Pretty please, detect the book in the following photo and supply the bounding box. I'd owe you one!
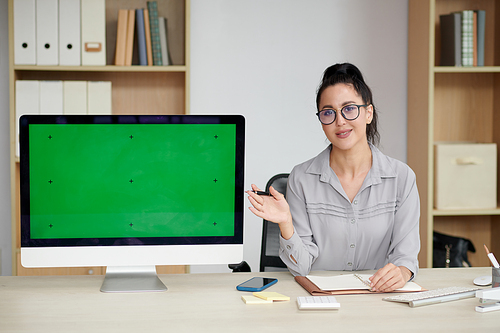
[114,9,129,66]
[473,11,477,66]
[125,9,136,66]
[461,10,474,67]
[158,17,172,65]
[295,274,424,296]
[135,9,147,66]
[143,9,153,66]
[147,1,163,65]
[439,13,461,66]
[476,10,485,66]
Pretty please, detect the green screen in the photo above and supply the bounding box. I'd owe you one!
[29,124,236,239]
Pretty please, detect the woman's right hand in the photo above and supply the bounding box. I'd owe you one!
[246,184,294,239]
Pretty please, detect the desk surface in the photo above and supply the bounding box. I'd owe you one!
[0,267,499,332]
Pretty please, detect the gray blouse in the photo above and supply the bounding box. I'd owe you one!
[279,144,420,277]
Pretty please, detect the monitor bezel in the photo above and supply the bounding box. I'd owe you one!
[20,114,245,249]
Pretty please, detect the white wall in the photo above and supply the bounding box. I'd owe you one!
[0,0,408,275]
[0,0,12,275]
[189,0,408,273]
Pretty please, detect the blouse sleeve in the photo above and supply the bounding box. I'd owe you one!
[387,167,421,279]
[278,167,319,276]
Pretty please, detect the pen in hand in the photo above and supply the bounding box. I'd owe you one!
[484,244,500,268]
[252,190,271,196]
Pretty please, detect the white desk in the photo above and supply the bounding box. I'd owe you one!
[0,267,499,332]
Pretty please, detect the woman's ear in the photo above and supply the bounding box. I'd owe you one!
[365,104,374,124]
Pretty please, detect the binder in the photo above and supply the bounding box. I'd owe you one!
[125,10,136,66]
[13,0,37,65]
[15,80,40,157]
[136,9,148,66]
[87,81,112,114]
[63,81,87,114]
[36,0,59,65]
[40,81,64,114]
[81,0,107,66]
[114,9,129,66]
[59,0,81,66]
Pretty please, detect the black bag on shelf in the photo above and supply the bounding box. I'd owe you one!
[433,231,476,268]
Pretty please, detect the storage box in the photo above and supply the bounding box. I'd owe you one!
[434,143,497,210]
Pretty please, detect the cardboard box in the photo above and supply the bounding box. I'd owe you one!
[434,143,497,210]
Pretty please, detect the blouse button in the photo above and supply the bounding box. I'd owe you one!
[347,262,353,266]
[286,245,291,250]
[350,244,355,248]
[353,200,358,205]
[350,218,355,224]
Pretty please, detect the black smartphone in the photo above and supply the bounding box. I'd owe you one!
[236,277,278,292]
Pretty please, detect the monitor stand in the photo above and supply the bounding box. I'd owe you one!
[100,266,167,293]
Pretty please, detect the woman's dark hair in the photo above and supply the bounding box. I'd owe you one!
[316,63,380,146]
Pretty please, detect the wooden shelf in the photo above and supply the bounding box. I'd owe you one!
[433,208,500,216]
[408,0,500,268]
[434,66,500,73]
[8,0,190,276]
[13,65,188,73]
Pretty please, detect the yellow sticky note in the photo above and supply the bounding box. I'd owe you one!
[242,295,273,304]
[253,292,290,301]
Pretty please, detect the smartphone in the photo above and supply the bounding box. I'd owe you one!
[236,277,278,292]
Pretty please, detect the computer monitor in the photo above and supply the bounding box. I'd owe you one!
[19,114,245,292]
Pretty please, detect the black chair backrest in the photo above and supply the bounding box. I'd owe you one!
[259,173,290,272]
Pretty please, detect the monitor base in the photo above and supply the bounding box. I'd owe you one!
[100,266,167,293]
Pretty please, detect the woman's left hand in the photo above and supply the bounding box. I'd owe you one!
[368,263,412,292]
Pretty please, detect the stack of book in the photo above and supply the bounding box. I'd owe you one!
[114,1,172,66]
[439,10,485,67]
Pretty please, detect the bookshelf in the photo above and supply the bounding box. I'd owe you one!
[408,0,500,268]
[8,0,190,275]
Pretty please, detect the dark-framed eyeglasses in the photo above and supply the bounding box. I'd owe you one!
[316,104,368,125]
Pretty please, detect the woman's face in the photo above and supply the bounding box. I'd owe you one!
[318,83,373,153]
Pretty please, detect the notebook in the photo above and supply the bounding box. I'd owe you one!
[295,273,424,296]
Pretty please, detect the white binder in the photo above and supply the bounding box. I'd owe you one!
[63,81,87,114]
[59,0,81,66]
[87,81,112,114]
[13,0,37,65]
[40,81,63,114]
[81,0,107,66]
[36,0,59,65]
[15,80,40,157]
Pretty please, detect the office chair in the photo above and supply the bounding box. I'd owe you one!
[259,173,289,272]
[228,173,290,273]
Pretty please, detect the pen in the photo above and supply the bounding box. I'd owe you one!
[252,190,271,196]
[484,244,500,268]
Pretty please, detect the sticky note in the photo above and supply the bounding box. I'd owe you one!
[253,292,290,301]
[241,295,273,304]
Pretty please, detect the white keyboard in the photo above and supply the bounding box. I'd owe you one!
[383,286,479,307]
[297,296,340,310]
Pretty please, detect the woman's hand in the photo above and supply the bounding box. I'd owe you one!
[369,263,412,292]
[246,184,294,239]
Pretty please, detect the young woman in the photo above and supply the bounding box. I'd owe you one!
[247,63,420,292]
